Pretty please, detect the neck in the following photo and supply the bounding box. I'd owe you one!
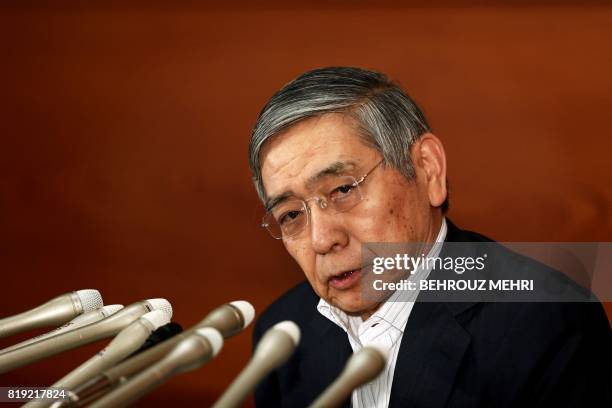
[361,309,377,321]
[427,211,444,242]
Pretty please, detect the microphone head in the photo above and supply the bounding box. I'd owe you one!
[341,345,388,387]
[196,301,255,338]
[363,343,390,363]
[229,301,255,329]
[100,304,124,317]
[210,321,298,408]
[145,298,173,319]
[272,321,300,346]
[76,290,103,312]
[141,310,171,330]
[308,343,388,408]
[160,328,224,376]
[252,320,301,366]
[196,327,223,357]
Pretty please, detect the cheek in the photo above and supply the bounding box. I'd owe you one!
[286,242,318,280]
[350,193,422,242]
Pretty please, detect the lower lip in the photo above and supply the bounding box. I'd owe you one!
[328,269,361,290]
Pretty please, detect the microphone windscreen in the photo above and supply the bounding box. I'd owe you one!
[196,327,223,357]
[229,301,255,329]
[145,299,173,319]
[99,305,123,318]
[140,310,170,331]
[75,290,103,312]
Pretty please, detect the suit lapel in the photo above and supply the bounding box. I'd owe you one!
[301,313,353,408]
[389,301,471,408]
[389,219,476,407]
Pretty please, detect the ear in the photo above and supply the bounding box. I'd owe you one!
[411,133,448,208]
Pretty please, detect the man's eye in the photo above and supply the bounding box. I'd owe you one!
[330,184,355,199]
[279,210,303,225]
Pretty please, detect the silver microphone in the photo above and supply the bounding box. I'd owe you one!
[212,320,301,408]
[23,310,171,408]
[0,290,103,339]
[0,299,171,374]
[88,327,223,408]
[60,300,255,407]
[0,305,123,355]
[308,345,389,408]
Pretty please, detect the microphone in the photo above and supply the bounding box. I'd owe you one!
[211,320,300,408]
[54,310,170,388]
[308,345,389,408]
[0,290,103,339]
[0,299,171,374]
[61,300,254,406]
[22,310,171,408]
[0,305,124,355]
[51,323,183,408]
[88,327,223,408]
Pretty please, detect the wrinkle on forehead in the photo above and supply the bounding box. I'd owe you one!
[260,113,378,203]
[263,141,323,180]
[261,113,355,168]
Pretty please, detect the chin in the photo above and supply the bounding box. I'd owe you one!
[332,295,377,316]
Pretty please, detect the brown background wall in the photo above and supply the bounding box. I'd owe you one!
[1,1,611,406]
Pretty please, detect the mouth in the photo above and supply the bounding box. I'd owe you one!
[328,269,362,290]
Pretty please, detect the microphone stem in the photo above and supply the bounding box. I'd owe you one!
[0,295,80,339]
[108,334,180,380]
[0,303,149,374]
[88,334,215,408]
[65,330,188,404]
[56,323,151,390]
[309,378,352,408]
[0,324,111,374]
[211,360,266,408]
[88,362,170,408]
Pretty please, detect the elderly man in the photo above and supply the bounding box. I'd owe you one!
[248,67,611,407]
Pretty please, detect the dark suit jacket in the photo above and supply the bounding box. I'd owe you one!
[253,220,612,407]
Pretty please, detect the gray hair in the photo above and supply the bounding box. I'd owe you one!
[249,66,446,210]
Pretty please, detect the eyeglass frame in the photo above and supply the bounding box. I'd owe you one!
[261,159,385,239]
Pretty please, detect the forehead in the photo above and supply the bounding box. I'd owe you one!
[260,113,378,197]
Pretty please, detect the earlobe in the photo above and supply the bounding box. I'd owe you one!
[415,133,448,208]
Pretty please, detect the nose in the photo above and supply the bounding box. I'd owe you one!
[307,202,348,254]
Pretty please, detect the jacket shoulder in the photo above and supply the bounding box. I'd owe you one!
[254,281,319,334]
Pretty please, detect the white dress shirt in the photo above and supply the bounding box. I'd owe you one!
[317,219,448,408]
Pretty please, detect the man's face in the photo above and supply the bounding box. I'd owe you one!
[260,113,443,316]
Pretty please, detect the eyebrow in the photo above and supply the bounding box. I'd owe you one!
[264,160,358,212]
[265,191,294,213]
[306,161,357,188]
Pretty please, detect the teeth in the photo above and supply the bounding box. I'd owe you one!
[330,270,358,282]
